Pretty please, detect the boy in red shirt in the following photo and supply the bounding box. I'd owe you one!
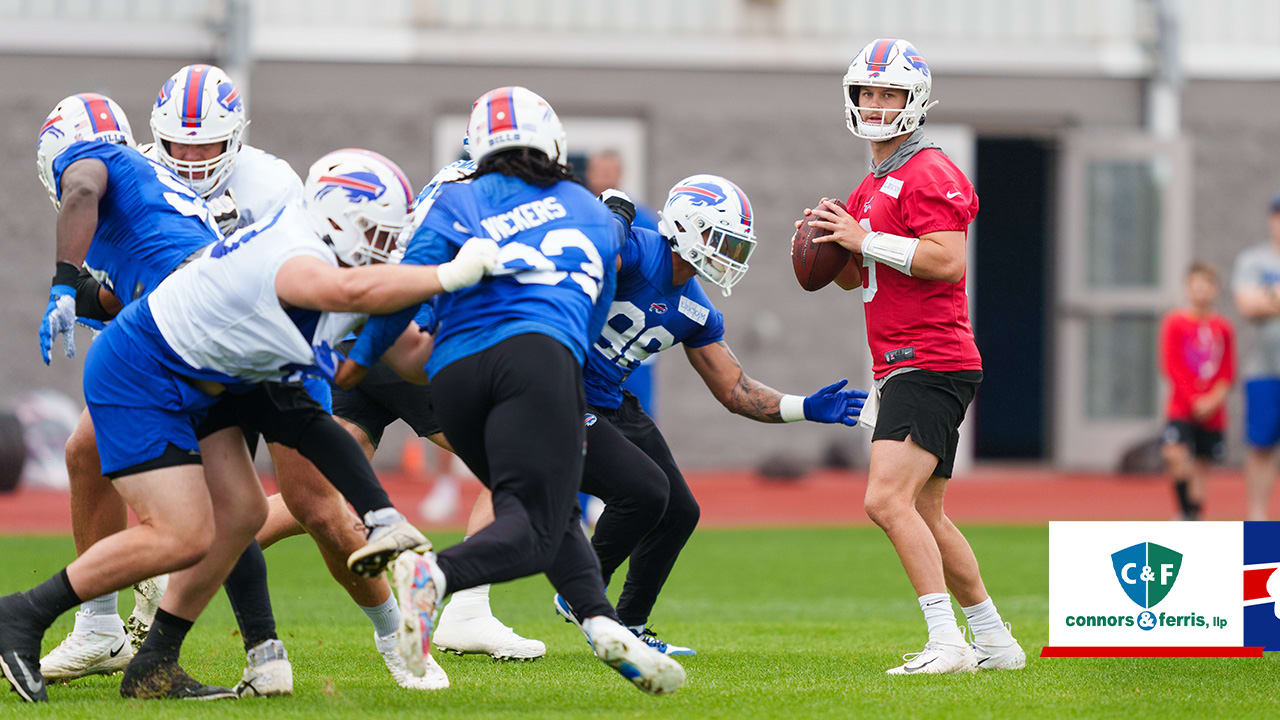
[1160,262,1235,520]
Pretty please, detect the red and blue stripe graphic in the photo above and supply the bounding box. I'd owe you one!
[77,93,120,134]
[182,64,210,128]
[335,148,413,205]
[865,38,896,72]
[486,86,517,135]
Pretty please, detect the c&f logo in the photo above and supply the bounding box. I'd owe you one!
[1112,542,1183,608]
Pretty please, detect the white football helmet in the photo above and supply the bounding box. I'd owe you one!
[150,64,246,197]
[843,38,938,141]
[304,148,414,266]
[465,86,566,164]
[658,174,756,297]
[36,93,134,208]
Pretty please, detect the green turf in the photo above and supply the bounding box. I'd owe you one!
[0,526,1273,718]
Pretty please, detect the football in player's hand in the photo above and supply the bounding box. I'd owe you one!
[792,201,852,291]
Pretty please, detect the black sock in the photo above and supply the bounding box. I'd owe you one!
[135,609,193,665]
[224,542,278,652]
[22,568,82,630]
[293,416,392,517]
[1173,478,1193,516]
[1185,501,1203,521]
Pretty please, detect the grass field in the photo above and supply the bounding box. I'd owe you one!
[1,526,1275,718]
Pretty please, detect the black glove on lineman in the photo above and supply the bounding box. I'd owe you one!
[599,188,636,229]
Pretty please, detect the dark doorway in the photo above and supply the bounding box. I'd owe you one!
[972,138,1053,459]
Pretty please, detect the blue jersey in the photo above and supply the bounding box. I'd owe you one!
[52,141,220,305]
[584,227,725,409]
[395,173,620,378]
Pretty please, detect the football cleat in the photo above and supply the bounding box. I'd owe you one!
[0,593,47,702]
[234,639,292,697]
[120,659,237,700]
[972,623,1027,671]
[433,610,546,661]
[349,515,432,578]
[886,640,978,675]
[581,616,685,695]
[40,611,133,680]
[389,550,446,677]
[374,632,449,690]
[552,593,593,646]
[632,627,695,657]
[124,575,168,651]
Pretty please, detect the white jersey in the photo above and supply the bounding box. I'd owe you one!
[148,202,364,384]
[141,142,302,233]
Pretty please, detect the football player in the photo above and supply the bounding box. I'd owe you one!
[344,87,685,695]
[551,174,867,655]
[799,38,1025,674]
[1,133,495,701]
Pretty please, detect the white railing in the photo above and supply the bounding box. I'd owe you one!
[2,0,1279,78]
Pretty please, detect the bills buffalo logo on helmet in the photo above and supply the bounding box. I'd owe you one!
[217,82,242,113]
[155,77,176,108]
[38,115,65,141]
[315,171,386,202]
[650,302,669,314]
[671,182,727,207]
[904,45,930,77]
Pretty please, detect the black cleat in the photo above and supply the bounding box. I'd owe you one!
[0,593,48,702]
[120,659,237,701]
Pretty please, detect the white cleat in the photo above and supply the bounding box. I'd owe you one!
[886,640,978,675]
[388,550,446,677]
[972,624,1027,671]
[582,616,685,695]
[433,610,546,661]
[39,612,132,680]
[234,639,293,697]
[124,575,168,651]
[350,514,432,578]
[375,632,449,690]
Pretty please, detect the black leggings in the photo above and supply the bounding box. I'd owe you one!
[582,392,699,627]
[431,334,614,620]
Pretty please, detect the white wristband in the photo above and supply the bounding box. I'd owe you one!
[862,232,920,276]
[779,394,806,423]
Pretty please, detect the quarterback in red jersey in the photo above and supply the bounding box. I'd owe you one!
[798,38,1024,675]
[1160,262,1235,520]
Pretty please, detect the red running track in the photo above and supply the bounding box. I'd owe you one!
[2,466,1277,534]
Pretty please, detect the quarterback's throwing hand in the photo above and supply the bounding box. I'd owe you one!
[802,378,869,426]
[808,199,868,255]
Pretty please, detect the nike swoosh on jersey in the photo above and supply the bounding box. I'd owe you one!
[946,191,962,199]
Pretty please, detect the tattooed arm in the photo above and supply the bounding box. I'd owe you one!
[684,340,787,423]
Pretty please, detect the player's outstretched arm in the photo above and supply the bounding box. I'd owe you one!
[685,341,867,425]
[55,158,109,267]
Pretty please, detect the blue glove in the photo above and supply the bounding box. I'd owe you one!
[802,378,868,426]
[39,285,78,365]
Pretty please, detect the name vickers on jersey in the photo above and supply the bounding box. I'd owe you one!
[480,197,567,240]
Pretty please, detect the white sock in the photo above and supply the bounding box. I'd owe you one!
[442,585,492,621]
[81,592,118,618]
[962,597,1011,643]
[362,595,401,638]
[918,593,965,645]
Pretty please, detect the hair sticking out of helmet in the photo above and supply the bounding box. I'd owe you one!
[465,86,567,165]
[657,174,757,297]
[151,64,247,197]
[36,93,135,209]
[303,149,413,267]
[843,38,938,141]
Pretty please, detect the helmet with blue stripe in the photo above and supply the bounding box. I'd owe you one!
[150,64,247,197]
[303,148,414,266]
[843,38,938,141]
[36,92,134,208]
[658,174,757,297]
[465,86,566,165]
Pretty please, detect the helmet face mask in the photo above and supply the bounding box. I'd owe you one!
[303,148,413,267]
[36,93,134,209]
[151,64,246,198]
[843,38,938,141]
[658,174,756,297]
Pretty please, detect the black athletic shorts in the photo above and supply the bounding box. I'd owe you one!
[196,381,329,449]
[1163,420,1225,461]
[871,369,982,479]
[105,442,202,480]
[329,340,440,448]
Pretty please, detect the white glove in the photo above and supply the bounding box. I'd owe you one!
[207,189,240,235]
[437,237,499,292]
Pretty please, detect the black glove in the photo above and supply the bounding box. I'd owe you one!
[599,188,636,229]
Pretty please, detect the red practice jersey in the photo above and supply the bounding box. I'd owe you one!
[1159,309,1235,430]
[847,148,982,379]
